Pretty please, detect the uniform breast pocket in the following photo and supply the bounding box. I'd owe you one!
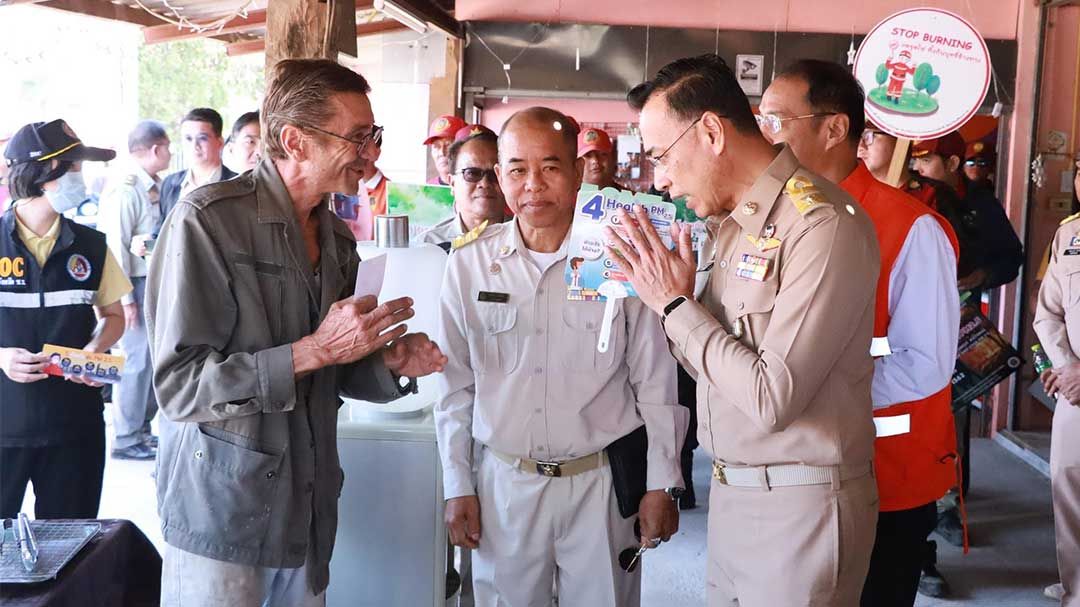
[477,303,519,374]
[721,278,778,344]
[1066,266,1080,308]
[561,301,622,371]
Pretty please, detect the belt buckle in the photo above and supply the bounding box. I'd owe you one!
[536,461,562,477]
[712,461,727,485]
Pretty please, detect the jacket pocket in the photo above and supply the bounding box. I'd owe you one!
[478,303,519,374]
[163,425,284,548]
[230,252,286,341]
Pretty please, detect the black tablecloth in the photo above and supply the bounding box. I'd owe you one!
[1,519,161,607]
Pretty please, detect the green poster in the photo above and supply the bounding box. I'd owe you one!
[387,183,455,232]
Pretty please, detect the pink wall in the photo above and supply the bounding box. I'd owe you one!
[479,98,638,132]
[457,0,1020,40]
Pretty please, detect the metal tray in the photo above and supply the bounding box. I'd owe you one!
[0,521,101,584]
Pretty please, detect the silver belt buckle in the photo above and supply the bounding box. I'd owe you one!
[536,461,562,477]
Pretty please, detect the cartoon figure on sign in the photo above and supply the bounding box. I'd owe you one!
[569,257,585,289]
[868,42,941,115]
[884,47,916,104]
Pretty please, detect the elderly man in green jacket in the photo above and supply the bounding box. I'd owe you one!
[146,59,447,606]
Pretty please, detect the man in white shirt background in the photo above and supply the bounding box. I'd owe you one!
[98,119,173,460]
[156,108,236,235]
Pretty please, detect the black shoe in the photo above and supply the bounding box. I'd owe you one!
[112,443,156,461]
[918,564,950,598]
[143,434,159,449]
[936,507,964,547]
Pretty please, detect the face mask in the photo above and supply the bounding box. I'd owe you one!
[44,170,87,213]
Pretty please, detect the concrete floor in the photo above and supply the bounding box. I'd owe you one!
[19,407,1060,606]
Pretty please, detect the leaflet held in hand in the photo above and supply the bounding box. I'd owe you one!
[42,344,125,384]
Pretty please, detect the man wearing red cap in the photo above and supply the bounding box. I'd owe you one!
[885,50,916,104]
[578,127,626,191]
[424,114,467,185]
[962,140,995,192]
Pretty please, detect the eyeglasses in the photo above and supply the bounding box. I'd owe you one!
[964,158,991,168]
[860,129,886,147]
[297,121,383,155]
[755,112,834,135]
[457,167,498,183]
[647,117,703,168]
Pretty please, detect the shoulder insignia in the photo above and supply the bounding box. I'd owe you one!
[1061,212,1080,226]
[785,175,829,216]
[451,219,489,251]
[123,174,137,187]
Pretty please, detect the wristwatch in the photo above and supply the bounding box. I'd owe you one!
[662,296,688,322]
[663,487,685,502]
[392,372,418,395]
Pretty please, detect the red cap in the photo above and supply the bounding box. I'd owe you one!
[911,131,966,160]
[577,127,614,158]
[453,123,495,143]
[423,115,467,145]
[964,140,994,161]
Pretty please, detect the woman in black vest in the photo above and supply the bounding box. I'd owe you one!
[0,120,130,519]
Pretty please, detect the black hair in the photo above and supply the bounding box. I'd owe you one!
[8,159,72,200]
[627,54,759,135]
[182,107,224,137]
[228,111,260,143]
[448,131,498,173]
[128,120,169,152]
[499,107,577,160]
[775,59,865,145]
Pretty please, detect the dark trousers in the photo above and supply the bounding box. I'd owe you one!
[0,430,106,519]
[860,501,939,607]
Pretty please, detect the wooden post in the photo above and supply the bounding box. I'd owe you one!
[265,0,357,75]
[886,137,912,187]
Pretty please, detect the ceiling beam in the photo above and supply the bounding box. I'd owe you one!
[228,19,405,57]
[35,0,160,26]
[142,8,266,44]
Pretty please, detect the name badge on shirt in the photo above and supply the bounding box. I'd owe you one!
[1065,249,1080,256]
[478,291,510,303]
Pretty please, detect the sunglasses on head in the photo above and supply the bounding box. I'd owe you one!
[458,167,498,183]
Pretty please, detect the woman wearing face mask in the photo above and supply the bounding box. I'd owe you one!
[0,119,132,520]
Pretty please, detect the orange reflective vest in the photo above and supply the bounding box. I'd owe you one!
[841,163,960,512]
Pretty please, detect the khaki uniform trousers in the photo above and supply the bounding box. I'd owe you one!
[472,450,639,607]
[706,471,878,607]
[1053,401,1080,607]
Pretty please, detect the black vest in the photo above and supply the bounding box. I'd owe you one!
[0,208,107,446]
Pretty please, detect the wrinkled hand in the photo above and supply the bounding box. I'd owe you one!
[604,206,696,314]
[1045,363,1080,405]
[123,303,140,331]
[305,295,414,367]
[637,490,679,549]
[382,333,447,379]
[957,269,988,292]
[0,348,49,383]
[445,495,482,549]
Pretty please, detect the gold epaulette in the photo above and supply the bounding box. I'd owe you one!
[450,219,489,251]
[785,175,829,216]
[1061,212,1080,226]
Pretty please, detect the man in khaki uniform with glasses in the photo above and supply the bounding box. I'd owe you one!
[608,54,880,606]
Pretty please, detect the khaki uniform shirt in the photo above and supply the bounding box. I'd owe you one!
[146,159,403,593]
[434,219,687,500]
[664,146,880,468]
[419,213,466,247]
[1035,215,1080,368]
[99,166,160,290]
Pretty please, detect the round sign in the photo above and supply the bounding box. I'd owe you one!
[854,8,991,139]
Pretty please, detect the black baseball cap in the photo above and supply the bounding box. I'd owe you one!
[3,119,116,167]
